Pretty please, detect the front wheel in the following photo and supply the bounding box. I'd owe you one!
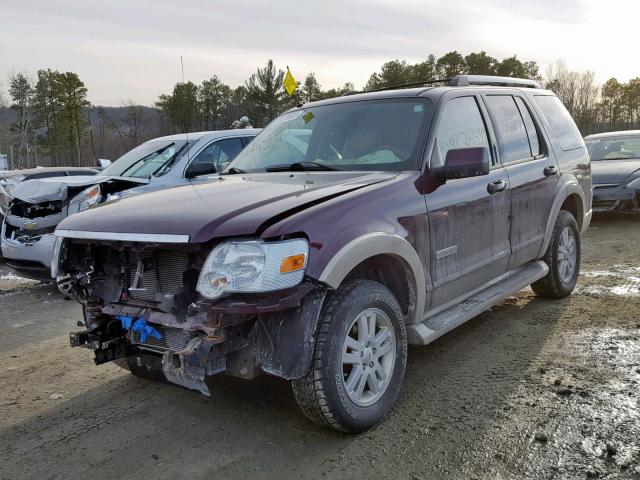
[292,280,407,433]
[531,210,581,298]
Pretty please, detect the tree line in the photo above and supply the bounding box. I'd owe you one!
[0,51,637,169]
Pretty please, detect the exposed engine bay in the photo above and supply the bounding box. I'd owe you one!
[56,238,325,395]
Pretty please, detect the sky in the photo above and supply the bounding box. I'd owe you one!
[1,0,639,106]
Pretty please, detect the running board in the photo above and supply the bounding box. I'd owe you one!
[407,260,549,345]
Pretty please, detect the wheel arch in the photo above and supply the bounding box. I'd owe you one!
[317,233,426,324]
[539,177,587,258]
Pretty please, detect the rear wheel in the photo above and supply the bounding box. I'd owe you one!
[531,210,581,298]
[292,280,407,433]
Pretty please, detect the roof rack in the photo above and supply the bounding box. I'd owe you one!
[448,75,541,88]
[341,75,541,97]
[343,78,450,95]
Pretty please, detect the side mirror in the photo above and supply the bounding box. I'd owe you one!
[98,159,112,169]
[442,147,490,180]
[186,162,216,178]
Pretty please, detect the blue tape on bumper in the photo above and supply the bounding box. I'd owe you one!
[116,315,135,330]
[132,319,162,342]
[115,315,161,342]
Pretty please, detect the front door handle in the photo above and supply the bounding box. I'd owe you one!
[544,165,558,177]
[487,180,507,194]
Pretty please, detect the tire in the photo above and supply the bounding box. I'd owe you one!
[292,280,407,433]
[531,210,581,298]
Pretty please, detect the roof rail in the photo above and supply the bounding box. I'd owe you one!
[344,78,451,96]
[448,75,541,89]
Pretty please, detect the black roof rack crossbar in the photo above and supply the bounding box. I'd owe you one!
[345,78,451,95]
[367,78,451,93]
[448,75,541,88]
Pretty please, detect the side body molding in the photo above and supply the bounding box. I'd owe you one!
[317,232,426,324]
[538,175,588,258]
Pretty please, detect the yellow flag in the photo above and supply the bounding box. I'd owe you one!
[283,67,298,96]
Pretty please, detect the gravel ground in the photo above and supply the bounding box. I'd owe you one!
[0,213,639,480]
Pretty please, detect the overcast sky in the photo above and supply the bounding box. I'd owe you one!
[1,0,638,106]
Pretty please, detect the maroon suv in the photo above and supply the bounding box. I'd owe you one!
[53,75,592,433]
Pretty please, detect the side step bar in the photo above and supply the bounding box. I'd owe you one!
[407,260,549,345]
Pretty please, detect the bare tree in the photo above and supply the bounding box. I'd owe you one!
[545,60,600,134]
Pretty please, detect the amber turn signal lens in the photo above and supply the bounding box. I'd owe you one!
[280,254,306,273]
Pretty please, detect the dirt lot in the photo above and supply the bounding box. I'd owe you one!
[1,213,639,480]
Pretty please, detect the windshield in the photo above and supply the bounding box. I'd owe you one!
[585,136,640,161]
[101,140,190,178]
[227,98,433,172]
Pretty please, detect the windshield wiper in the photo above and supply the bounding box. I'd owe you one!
[265,161,343,172]
[221,167,247,175]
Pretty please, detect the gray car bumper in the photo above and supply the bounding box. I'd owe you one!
[592,183,639,211]
[1,223,56,280]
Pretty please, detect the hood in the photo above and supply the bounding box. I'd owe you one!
[591,160,640,184]
[57,171,396,243]
[11,175,148,203]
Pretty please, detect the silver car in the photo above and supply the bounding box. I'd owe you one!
[584,130,640,211]
[1,129,260,279]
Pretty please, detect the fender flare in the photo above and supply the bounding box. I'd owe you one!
[538,177,587,257]
[317,232,426,324]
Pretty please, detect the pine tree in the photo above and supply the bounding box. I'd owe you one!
[245,60,285,126]
[8,73,35,168]
[302,73,322,103]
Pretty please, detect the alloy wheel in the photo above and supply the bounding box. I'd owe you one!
[341,307,396,407]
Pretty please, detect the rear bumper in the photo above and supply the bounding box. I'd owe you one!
[1,225,55,279]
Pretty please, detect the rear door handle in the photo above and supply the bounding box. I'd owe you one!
[544,165,558,177]
[487,180,507,194]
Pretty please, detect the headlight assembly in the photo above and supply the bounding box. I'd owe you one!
[68,185,101,214]
[627,177,640,190]
[196,239,309,299]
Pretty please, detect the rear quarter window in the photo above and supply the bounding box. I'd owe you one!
[534,95,583,151]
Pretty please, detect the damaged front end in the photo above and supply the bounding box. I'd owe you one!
[1,178,144,279]
[55,236,326,396]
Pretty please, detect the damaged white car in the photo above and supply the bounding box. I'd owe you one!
[1,129,259,279]
[0,167,98,222]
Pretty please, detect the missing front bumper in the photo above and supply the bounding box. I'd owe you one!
[71,284,327,394]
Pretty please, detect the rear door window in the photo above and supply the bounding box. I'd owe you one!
[484,95,531,163]
[27,172,65,180]
[514,97,541,156]
[433,96,490,165]
[534,95,583,150]
[66,170,98,176]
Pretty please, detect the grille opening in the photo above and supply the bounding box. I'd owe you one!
[129,323,200,352]
[10,200,64,218]
[127,249,193,301]
[4,223,56,242]
[593,200,617,209]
